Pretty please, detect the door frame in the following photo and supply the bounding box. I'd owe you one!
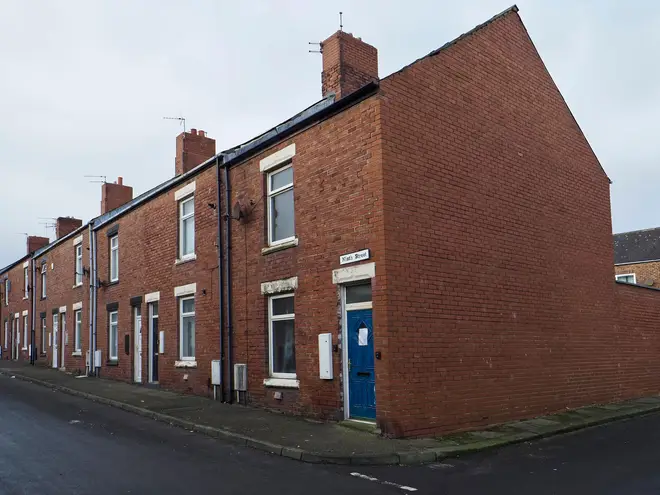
[60,312,66,370]
[341,286,374,421]
[133,306,142,383]
[148,302,158,383]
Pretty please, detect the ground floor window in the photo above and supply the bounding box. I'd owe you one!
[109,311,118,361]
[268,294,295,378]
[41,317,46,354]
[179,297,195,360]
[74,309,82,352]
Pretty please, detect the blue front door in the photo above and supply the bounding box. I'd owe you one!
[347,309,376,419]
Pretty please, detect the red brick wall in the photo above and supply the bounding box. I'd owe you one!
[612,284,660,398]
[615,262,660,287]
[94,170,221,396]
[226,97,384,418]
[34,230,89,374]
[1,259,32,361]
[376,10,618,436]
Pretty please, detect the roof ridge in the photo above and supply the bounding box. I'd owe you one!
[614,227,660,236]
[381,4,519,82]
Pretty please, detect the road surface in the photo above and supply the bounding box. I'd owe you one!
[2,374,660,494]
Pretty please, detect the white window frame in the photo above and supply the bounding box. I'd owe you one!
[616,273,637,284]
[109,235,119,282]
[4,279,8,306]
[268,293,296,379]
[22,315,28,350]
[41,317,46,354]
[4,320,7,350]
[109,311,118,361]
[178,196,195,260]
[41,264,47,298]
[74,309,82,353]
[267,163,295,247]
[179,296,195,361]
[75,244,83,286]
[24,266,28,299]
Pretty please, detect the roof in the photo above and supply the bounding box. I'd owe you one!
[0,253,30,277]
[613,228,660,265]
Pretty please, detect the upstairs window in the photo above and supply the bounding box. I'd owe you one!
[110,235,119,282]
[75,245,83,286]
[267,165,295,245]
[179,196,195,259]
[41,264,47,298]
[4,279,8,306]
[24,266,28,299]
[616,273,636,284]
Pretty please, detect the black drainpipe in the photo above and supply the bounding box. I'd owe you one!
[223,165,234,403]
[215,158,225,402]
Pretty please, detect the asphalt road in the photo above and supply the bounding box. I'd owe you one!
[3,374,660,494]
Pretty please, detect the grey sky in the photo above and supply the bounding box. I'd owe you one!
[0,0,656,267]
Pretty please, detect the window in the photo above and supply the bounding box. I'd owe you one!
[179,197,195,259]
[109,311,118,361]
[75,244,83,286]
[267,165,295,245]
[179,297,195,360]
[268,294,296,378]
[4,279,8,306]
[74,309,82,352]
[616,273,636,284]
[41,264,47,298]
[24,267,28,299]
[41,317,46,354]
[23,315,28,350]
[110,235,119,282]
[4,320,7,350]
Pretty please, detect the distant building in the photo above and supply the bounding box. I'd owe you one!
[614,228,660,286]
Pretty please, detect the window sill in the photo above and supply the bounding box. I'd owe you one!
[40,353,47,357]
[21,347,27,351]
[175,254,197,266]
[108,280,119,286]
[106,360,119,366]
[22,297,28,300]
[72,351,82,357]
[40,297,47,301]
[263,377,299,389]
[175,360,197,368]
[261,238,299,255]
[73,283,83,289]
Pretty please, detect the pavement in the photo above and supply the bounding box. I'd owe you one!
[2,360,660,467]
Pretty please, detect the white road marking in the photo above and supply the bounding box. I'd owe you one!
[350,472,418,492]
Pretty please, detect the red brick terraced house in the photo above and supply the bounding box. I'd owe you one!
[4,6,660,438]
[614,228,660,287]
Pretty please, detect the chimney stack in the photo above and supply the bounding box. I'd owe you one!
[175,129,216,176]
[55,217,82,239]
[27,235,49,254]
[321,31,378,99]
[101,176,133,214]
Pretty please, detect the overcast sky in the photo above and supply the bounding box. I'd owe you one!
[0,0,657,267]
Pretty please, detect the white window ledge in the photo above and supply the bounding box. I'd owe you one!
[261,238,299,255]
[22,297,28,300]
[175,254,197,266]
[73,283,83,289]
[72,351,82,357]
[175,360,197,368]
[263,378,299,389]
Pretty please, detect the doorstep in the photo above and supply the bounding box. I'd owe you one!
[1,361,660,466]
